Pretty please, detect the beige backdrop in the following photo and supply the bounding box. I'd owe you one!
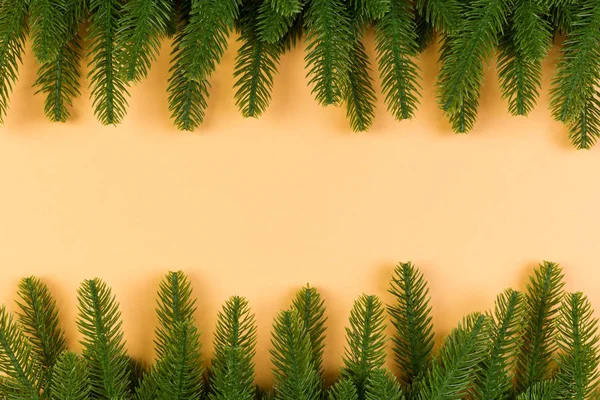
[0,35,598,384]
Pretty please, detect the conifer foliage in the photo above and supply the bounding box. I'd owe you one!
[0,0,600,147]
[0,262,599,399]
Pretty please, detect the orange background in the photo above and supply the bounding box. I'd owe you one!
[0,36,598,384]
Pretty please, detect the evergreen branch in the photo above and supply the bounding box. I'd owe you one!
[344,35,375,132]
[168,29,210,131]
[127,356,148,394]
[270,0,302,17]
[155,271,197,360]
[180,0,239,83]
[515,261,565,393]
[472,289,525,400]
[258,0,296,44]
[374,0,420,121]
[564,92,600,149]
[555,292,600,399]
[291,285,327,377]
[29,0,70,63]
[270,310,321,400]
[414,12,435,53]
[328,378,359,400]
[304,0,353,106]
[15,277,67,394]
[49,352,91,400]
[280,13,304,53]
[154,319,204,400]
[497,30,543,116]
[416,0,461,33]
[549,2,576,34]
[118,0,173,82]
[511,0,551,62]
[0,306,42,400]
[348,0,390,21]
[209,296,257,400]
[77,278,130,399]
[87,0,130,125]
[515,380,560,399]
[365,368,404,400]
[418,313,490,400]
[0,0,29,124]
[550,1,600,124]
[341,295,387,400]
[234,2,282,118]
[437,0,509,133]
[388,263,434,390]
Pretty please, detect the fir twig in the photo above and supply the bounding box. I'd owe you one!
[49,352,91,400]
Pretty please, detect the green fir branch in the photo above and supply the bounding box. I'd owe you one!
[87,0,130,125]
[365,368,404,400]
[270,310,321,400]
[209,296,257,400]
[15,277,67,395]
[388,263,435,391]
[328,378,359,400]
[341,295,387,400]
[0,306,42,400]
[515,261,565,393]
[472,289,525,400]
[234,1,282,118]
[118,0,174,82]
[29,0,70,63]
[564,92,600,149]
[0,0,29,123]
[304,0,353,106]
[515,380,560,400]
[291,285,327,377]
[77,278,130,399]
[374,0,421,121]
[555,292,600,399]
[258,0,297,44]
[49,352,91,400]
[437,0,509,133]
[344,35,376,132]
[154,319,204,400]
[418,313,490,400]
[270,0,303,17]
[416,0,461,33]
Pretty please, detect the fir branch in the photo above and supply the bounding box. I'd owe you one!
[34,35,83,123]
[155,271,197,360]
[418,313,490,400]
[167,32,210,131]
[348,0,390,21]
[118,0,173,82]
[280,13,304,53]
[127,356,148,394]
[291,285,327,377]
[304,0,353,106]
[511,0,551,63]
[341,295,387,400]
[365,368,404,400]
[437,0,509,133]
[515,261,565,393]
[374,0,420,121]
[49,352,91,400]
[472,289,525,400]
[414,12,435,53]
[0,0,29,124]
[388,263,434,390]
[564,92,600,149]
[416,0,461,33]
[257,0,297,43]
[555,292,600,399]
[344,36,376,132]
[0,306,42,400]
[180,0,239,83]
[270,310,321,400]
[234,2,282,118]
[328,378,359,400]
[550,1,600,127]
[270,0,302,17]
[549,2,576,34]
[29,0,70,63]
[515,380,560,400]
[15,277,67,394]
[77,278,130,399]
[209,296,257,400]
[154,319,204,400]
[497,30,543,116]
[87,0,130,125]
